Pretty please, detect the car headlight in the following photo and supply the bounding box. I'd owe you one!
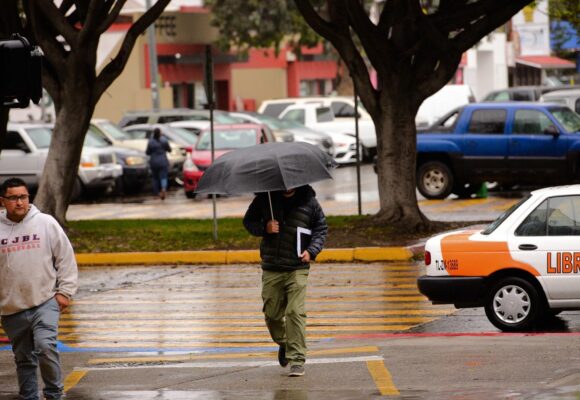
[124,156,146,166]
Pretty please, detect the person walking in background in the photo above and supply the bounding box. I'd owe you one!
[146,127,171,200]
[0,178,78,400]
[243,185,327,377]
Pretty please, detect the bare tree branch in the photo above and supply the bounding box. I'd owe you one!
[453,0,532,52]
[31,0,78,49]
[24,3,68,82]
[94,0,171,100]
[78,0,103,45]
[97,0,127,35]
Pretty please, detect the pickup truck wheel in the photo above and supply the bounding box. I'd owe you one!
[417,161,453,199]
[484,277,545,332]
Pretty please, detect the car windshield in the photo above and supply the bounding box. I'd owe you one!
[25,127,52,149]
[167,126,199,144]
[482,195,532,235]
[84,128,110,148]
[183,112,239,124]
[96,121,131,140]
[250,114,305,130]
[550,107,580,133]
[196,129,258,150]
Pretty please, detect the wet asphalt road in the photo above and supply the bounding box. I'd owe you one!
[2,263,580,399]
[66,164,522,222]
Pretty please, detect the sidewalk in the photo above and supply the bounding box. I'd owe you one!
[75,242,425,266]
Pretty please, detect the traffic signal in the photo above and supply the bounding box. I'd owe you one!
[0,34,42,108]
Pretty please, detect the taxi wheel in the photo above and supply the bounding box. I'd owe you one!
[484,277,545,332]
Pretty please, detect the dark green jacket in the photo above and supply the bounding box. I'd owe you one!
[243,186,327,271]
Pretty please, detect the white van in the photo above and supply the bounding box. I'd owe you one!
[416,84,475,129]
[540,89,580,114]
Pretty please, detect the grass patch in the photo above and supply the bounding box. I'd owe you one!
[67,215,486,253]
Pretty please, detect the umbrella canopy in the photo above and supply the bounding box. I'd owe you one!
[195,142,336,195]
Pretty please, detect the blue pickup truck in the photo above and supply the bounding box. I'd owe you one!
[416,102,580,199]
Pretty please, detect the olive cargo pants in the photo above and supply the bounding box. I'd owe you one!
[261,269,309,366]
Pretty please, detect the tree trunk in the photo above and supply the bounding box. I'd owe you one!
[374,96,430,232]
[34,84,93,226]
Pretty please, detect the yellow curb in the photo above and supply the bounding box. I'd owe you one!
[316,248,354,262]
[354,247,414,261]
[75,247,414,266]
[225,250,261,264]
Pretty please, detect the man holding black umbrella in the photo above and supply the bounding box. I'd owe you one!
[243,185,327,377]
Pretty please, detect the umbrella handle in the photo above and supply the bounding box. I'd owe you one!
[267,191,274,220]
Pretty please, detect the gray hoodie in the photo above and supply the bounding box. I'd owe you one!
[0,205,78,316]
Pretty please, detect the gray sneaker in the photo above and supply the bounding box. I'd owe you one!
[288,365,305,377]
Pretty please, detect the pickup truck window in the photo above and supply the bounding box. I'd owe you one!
[4,131,30,152]
[26,127,52,149]
[513,110,554,134]
[512,90,534,101]
[488,91,509,101]
[262,103,294,117]
[283,109,306,125]
[467,109,506,134]
[331,102,356,118]
[316,107,334,123]
[550,107,580,133]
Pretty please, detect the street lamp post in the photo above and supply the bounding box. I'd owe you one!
[145,0,160,111]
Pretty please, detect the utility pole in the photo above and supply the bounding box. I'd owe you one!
[145,0,160,111]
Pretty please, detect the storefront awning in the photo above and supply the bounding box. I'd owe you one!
[516,55,576,70]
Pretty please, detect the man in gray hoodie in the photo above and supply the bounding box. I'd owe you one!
[0,178,78,400]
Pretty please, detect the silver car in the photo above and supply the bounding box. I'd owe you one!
[0,122,122,199]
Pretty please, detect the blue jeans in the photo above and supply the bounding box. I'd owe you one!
[150,165,169,195]
[1,297,63,400]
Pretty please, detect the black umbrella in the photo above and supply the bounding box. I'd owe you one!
[195,142,336,218]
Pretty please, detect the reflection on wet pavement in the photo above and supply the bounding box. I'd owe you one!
[1,262,452,352]
[24,262,451,351]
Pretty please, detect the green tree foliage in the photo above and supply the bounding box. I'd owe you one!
[205,0,322,54]
[549,0,579,54]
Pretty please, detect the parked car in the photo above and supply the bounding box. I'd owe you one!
[482,85,580,103]
[123,123,200,149]
[90,118,135,147]
[85,126,149,194]
[0,122,122,199]
[118,108,240,128]
[540,89,580,114]
[118,125,186,184]
[229,112,294,143]
[278,104,364,163]
[415,84,475,129]
[415,102,580,199]
[276,102,376,160]
[258,96,372,121]
[418,184,580,331]
[183,124,272,198]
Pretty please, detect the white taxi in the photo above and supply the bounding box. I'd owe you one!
[418,185,580,332]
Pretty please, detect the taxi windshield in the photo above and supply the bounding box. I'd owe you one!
[482,194,531,235]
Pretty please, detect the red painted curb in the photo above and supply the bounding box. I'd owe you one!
[337,331,580,339]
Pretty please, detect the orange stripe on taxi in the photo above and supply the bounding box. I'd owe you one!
[441,231,539,277]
